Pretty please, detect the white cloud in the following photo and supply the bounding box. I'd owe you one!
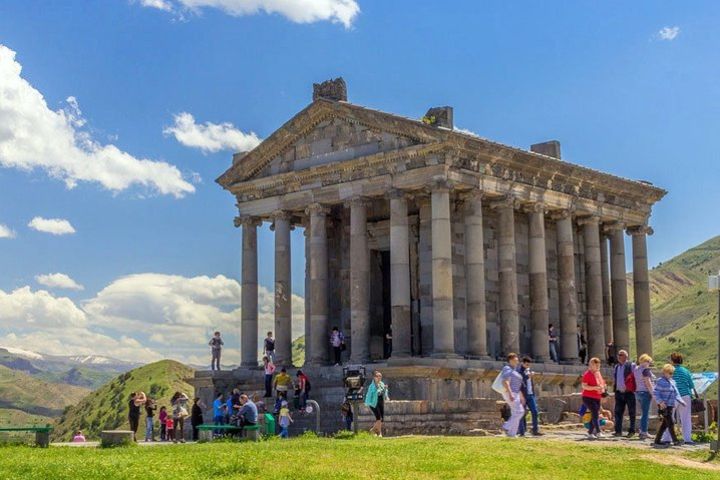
[0,286,87,328]
[0,224,15,239]
[35,273,84,291]
[0,44,195,198]
[139,0,360,28]
[28,217,76,235]
[657,26,680,41]
[164,112,262,153]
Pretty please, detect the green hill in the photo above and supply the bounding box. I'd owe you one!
[0,364,90,418]
[53,360,194,441]
[292,335,305,366]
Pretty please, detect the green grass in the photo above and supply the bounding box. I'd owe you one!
[0,436,718,480]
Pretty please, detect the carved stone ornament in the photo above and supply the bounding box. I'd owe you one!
[312,77,347,102]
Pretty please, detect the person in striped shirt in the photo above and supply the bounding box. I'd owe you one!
[661,352,696,445]
[653,364,686,446]
[500,353,525,437]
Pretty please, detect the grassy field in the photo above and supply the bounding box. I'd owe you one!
[0,435,719,480]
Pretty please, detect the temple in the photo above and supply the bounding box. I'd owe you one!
[215,78,666,369]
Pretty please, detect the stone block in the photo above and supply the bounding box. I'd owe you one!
[100,430,134,448]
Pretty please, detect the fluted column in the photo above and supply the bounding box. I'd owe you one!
[607,224,629,354]
[600,232,613,346]
[306,203,329,366]
[464,192,489,359]
[579,215,605,361]
[237,216,259,367]
[491,196,519,357]
[272,210,292,366]
[389,190,412,358]
[629,225,653,356]
[431,179,456,357]
[527,203,550,362]
[349,197,371,363]
[553,210,579,363]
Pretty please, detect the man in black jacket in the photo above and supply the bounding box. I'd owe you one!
[517,356,542,436]
[613,350,636,438]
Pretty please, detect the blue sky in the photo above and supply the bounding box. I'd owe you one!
[0,1,718,363]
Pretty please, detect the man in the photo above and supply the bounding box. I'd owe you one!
[613,349,636,437]
[208,331,224,371]
[517,356,542,436]
[263,331,276,364]
[296,370,311,411]
[548,324,559,363]
[235,394,258,431]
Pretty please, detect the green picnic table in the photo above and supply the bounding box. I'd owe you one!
[0,425,53,447]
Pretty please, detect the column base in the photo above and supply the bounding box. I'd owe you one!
[466,355,493,361]
[533,356,551,363]
[430,352,463,359]
[559,358,581,365]
[240,362,260,368]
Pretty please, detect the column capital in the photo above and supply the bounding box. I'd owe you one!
[429,176,454,193]
[603,221,626,234]
[548,208,574,221]
[521,202,547,215]
[270,210,291,221]
[457,189,486,203]
[576,214,600,226]
[488,195,519,211]
[627,225,653,236]
[345,196,372,209]
[305,203,330,217]
[234,216,261,228]
[386,188,413,201]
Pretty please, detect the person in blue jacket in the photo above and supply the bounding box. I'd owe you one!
[364,370,389,436]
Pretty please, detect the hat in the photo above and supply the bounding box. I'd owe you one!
[281,400,288,407]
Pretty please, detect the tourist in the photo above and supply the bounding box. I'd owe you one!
[279,400,293,438]
[612,349,636,438]
[263,331,276,364]
[263,356,276,398]
[273,368,292,413]
[296,370,311,411]
[581,357,606,439]
[171,391,190,443]
[158,406,168,441]
[144,396,157,442]
[72,430,86,443]
[578,333,588,364]
[128,391,146,442]
[662,352,695,445]
[330,326,345,366]
[517,356,541,436]
[634,353,655,440]
[235,394,258,431]
[191,397,204,441]
[225,390,234,424]
[500,353,525,438]
[653,363,685,446]
[341,401,353,431]
[548,324,559,363]
[364,370,389,436]
[165,416,175,441]
[212,392,225,435]
[384,330,393,359]
[252,393,265,414]
[209,331,224,371]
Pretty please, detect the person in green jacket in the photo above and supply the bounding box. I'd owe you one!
[661,352,696,444]
[364,370,389,436]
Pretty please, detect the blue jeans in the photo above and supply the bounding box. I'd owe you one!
[145,417,154,441]
[280,425,289,438]
[636,391,652,434]
[344,416,353,431]
[549,342,559,363]
[518,394,539,435]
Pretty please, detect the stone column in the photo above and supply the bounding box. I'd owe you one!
[272,210,292,366]
[464,192,489,359]
[430,179,456,357]
[306,203,329,366]
[349,197,370,363]
[237,216,259,367]
[600,232,613,346]
[527,203,550,362]
[607,224,629,354]
[579,215,605,361]
[629,225,653,356]
[553,210,579,363]
[491,197,519,357]
[389,191,412,358]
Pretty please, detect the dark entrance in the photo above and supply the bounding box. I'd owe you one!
[369,249,391,360]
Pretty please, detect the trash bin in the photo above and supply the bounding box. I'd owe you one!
[264,413,276,436]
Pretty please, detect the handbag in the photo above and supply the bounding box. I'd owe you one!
[491,371,506,395]
[691,388,705,414]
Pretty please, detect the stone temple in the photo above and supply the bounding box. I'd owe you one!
[191,78,666,434]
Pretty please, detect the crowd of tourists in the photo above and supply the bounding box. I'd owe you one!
[126,390,203,443]
[498,350,699,447]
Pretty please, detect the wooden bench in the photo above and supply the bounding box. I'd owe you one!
[0,425,53,448]
[196,424,260,442]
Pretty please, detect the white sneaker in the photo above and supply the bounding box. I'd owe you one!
[594,433,603,439]
[587,433,595,440]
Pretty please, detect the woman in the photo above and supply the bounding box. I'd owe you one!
[329,326,345,366]
[263,356,276,398]
[662,352,695,445]
[364,370,389,436]
[171,391,190,443]
[500,353,525,437]
[634,353,655,440]
[190,397,204,441]
[654,363,685,446]
[581,357,606,439]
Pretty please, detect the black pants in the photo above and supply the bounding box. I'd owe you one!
[655,407,678,444]
[370,395,384,421]
[582,397,601,435]
[128,415,139,435]
[174,417,185,441]
[264,374,273,397]
[211,349,221,371]
[333,346,342,365]
[614,391,636,434]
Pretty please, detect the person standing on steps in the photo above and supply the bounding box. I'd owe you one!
[209,331,224,371]
[517,356,542,437]
[330,326,345,366]
[263,331,276,364]
[263,356,276,398]
[364,370,389,436]
[548,324,559,363]
[612,349,637,438]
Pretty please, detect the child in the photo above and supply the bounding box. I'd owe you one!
[209,331,224,371]
[653,363,685,446]
[165,416,175,442]
[72,430,86,443]
[279,400,293,438]
[158,406,167,441]
[341,401,353,431]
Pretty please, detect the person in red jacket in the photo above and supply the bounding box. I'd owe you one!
[581,357,606,439]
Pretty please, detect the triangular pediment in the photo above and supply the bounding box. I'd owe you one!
[217,100,444,188]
